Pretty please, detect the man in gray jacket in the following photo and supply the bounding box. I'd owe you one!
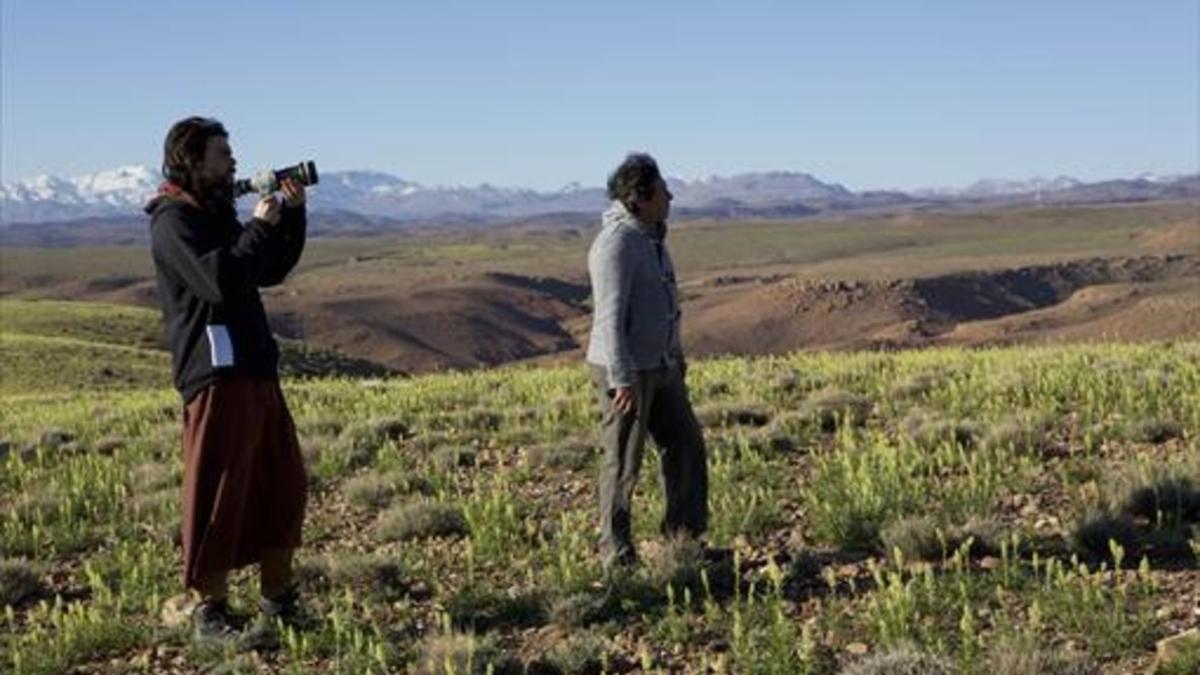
[587,153,708,571]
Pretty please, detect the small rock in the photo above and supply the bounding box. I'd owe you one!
[978,556,1001,571]
[408,580,432,600]
[39,428,74,450]
[1034,516,1059,530]
[846,642,869,656]
[160,594,194,628]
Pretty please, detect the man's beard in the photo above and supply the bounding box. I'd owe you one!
[194,174,235,215]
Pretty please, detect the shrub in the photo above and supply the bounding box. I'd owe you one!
[525,439,596,471]
[695,404,771,429]
[1072,509,1139,561]
[541,632,609,674]
[840,647,957,675]
[432,445,478,470]
[0,559,44,606]
[298,552,410,601]
[988,643,1100,675]
[445,586,547,632]
[805,388,872,432]
[376,501,469,542]
[414,632,515,675]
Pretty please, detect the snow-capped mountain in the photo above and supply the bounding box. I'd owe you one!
[1,165,1195,226]
[913,176,1084,198]
[960,176,1083,198]
[0,166,840,223]
[1,166,160,222]
[669,171,852,204]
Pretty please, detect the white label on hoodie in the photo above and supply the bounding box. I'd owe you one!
[206,325,234,368]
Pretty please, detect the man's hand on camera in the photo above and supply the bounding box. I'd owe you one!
[254,196,282,225]
[281,178,306,208]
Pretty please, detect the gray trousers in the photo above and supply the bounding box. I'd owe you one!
[590,364,708,564]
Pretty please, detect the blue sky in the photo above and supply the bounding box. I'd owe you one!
[2,1,1197,190]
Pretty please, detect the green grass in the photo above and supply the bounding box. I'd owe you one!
[0,332,170,395]
[0,299,391,396]
[0,299,171,394]
[0,298,164,349]
[0,341,1197,672]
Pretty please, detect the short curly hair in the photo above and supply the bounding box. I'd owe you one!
[607,153,662,209]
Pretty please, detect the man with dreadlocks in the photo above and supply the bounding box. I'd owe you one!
[146,116,308,649]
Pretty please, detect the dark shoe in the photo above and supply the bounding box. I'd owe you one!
[192,599,239,648]
[602,547,639,579]
[241,586,312,652]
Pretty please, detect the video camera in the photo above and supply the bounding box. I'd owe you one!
[234,161,319,197]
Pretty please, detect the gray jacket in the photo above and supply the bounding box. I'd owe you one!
[586,201,683,388]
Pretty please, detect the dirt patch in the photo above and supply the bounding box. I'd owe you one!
[680,255,1200,358]
[268,272,591,373]
[1131,219,1200,253]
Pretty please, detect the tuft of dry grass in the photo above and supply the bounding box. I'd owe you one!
[804,388,872,432]
[296,552,411,601]
[376,500,469,542]
[841,646,957,675]
[524,439,596,471]
[988,642,1100,675]
[413,632,514,675]
[695,403,771,429]
[0,559,44,606]
[880,516,1004,562]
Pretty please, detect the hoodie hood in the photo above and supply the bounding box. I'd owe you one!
[601,200,666,241]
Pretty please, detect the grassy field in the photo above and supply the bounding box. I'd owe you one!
[1,332,1198,672]
[0,300,392,395]
[0,299,171,395]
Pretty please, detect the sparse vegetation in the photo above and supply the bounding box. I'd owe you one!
[1,319,1197,672]
[413,630,511,675]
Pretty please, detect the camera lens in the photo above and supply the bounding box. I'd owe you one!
[274,161,319,188]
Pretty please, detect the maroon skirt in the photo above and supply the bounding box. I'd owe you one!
[180,376,307,589]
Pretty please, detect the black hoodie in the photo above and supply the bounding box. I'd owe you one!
[146,189,306,402]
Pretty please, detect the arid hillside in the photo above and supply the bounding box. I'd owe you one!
[2,200,1196,373]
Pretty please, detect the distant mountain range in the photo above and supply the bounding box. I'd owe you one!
[1,165,1196,229]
